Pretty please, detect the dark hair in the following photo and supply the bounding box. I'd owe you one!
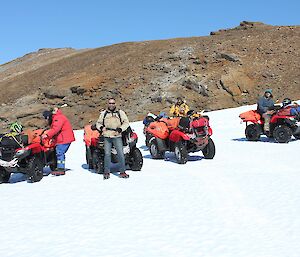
[42,110,53,125]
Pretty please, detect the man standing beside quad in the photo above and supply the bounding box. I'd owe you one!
[95,98,130,180]
[42,107,75,176]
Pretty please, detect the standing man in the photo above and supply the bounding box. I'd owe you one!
[96,98,130,180]
[257,89,275,133]
[42,107,75,176]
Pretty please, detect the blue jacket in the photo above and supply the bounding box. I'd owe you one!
[257,97,275,114]
[290,106,300,116]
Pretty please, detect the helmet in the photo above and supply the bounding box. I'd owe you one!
[282,98,291,106]
[10,122,23,133]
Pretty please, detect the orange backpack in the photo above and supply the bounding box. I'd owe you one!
[159,117,180,131]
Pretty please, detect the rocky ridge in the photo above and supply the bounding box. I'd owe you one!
[0,21,299,131]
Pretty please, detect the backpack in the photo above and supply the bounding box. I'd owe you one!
[102,110,132,145]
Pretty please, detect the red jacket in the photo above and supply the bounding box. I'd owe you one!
[46,109,75,144]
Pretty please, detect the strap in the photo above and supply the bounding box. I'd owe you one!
[0,132,24,148]
[103,110,123,128]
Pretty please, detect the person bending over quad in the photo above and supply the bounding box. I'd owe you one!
[281,98,300,118]
[42,108,75,176]
[290,102,300,118]
[257,89,275,133]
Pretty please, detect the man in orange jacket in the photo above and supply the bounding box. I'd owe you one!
[42,108,75,176]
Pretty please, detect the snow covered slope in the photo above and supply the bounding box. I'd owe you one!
[1,105,300,257]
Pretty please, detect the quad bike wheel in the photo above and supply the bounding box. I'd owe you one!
[92,152,104,174]
[86,146,93,169]
[49,152,57,171]
[293,133,300,140]
[145,132,153,148]
[149,139,165,159]
[0,167,11,184]
[174,141,188,164]
[129,147,143,171]
[202,138,216,159]
[245,124,261,141]
[27,156,44,183]
[273,125,292,143]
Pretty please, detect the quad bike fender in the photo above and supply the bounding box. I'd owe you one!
[84,125,100,146]
[169,129,190,142]
[270,115,295,124]
[20,143,43,155]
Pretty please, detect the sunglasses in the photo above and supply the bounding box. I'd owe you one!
[108,102,116,105]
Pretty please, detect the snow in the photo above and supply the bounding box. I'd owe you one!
[1,104,300,257]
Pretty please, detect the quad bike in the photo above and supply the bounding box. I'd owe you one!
[84,125,143,174]
[239,107,300,143]
[146,115,216,164]
[0,129,57,183]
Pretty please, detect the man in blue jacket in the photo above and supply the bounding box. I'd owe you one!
[257,89,275,133]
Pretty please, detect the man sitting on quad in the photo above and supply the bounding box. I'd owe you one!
[169,97,189,117]
[257,89,275,133]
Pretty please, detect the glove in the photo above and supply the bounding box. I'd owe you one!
[91,124,97,130]
[41,134,48,140]
[116,128,122,133]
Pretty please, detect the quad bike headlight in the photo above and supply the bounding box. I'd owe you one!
[15,149,30,159]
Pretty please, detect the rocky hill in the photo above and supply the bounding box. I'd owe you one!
[0,21,299,131]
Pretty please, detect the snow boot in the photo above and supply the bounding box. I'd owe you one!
[103,172,110,180]
[119,172,129,178]
[51,168,65,176]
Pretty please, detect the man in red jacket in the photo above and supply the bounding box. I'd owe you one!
[42,108,75,176]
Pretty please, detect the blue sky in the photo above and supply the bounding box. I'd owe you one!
[0,0,299,64]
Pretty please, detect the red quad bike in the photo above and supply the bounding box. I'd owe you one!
[239,108,300,143]
[147,116,216,164]
[84,125,143,174]
[0,130,57,183]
